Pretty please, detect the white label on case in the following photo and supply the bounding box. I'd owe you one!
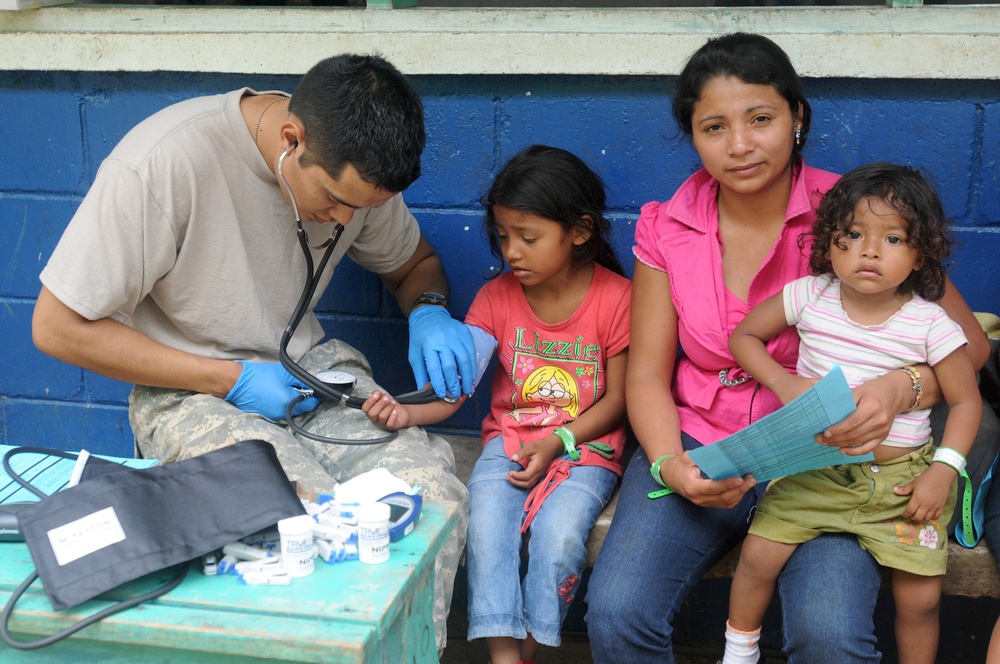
[47,507,126,566]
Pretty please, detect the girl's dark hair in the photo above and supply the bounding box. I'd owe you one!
[672,32,811,159]
[483,145,625,277]
[809,162,951,301]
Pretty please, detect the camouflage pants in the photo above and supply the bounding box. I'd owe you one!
[129,339,469,653]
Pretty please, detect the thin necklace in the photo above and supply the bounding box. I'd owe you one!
[253,96,288,145]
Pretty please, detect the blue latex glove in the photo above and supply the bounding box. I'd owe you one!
[408,306,477,399]
[224,361,320,421]
[465,324,498,394]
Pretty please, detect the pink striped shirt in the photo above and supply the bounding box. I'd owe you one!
[785,273,967,447]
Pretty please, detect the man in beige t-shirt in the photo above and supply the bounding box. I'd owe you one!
[32,54,471,652]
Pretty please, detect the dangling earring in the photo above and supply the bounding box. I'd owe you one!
[794,125,802,147]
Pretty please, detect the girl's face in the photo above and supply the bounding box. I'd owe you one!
[829,197,922,301]
[493,205,587,289]
[689,76,802,200]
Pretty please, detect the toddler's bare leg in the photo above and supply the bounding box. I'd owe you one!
[729,534,799,630]
[892,569,941,664]
[723,535,799,664]
[520,634,539,662]
[987,616,1000,664]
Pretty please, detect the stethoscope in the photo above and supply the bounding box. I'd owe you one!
[274,141,439,445]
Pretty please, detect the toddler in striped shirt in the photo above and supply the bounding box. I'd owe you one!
[724,163,982,664]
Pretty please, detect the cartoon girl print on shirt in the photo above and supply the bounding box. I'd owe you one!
[508,365,581,431]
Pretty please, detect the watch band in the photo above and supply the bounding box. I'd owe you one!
[412,291,448,309]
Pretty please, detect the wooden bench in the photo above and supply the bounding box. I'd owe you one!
[443,433,1000,599]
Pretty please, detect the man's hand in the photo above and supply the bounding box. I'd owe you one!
[407,306,476,399]
[224,361,319,421]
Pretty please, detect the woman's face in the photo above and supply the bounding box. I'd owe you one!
[689,76,802,201]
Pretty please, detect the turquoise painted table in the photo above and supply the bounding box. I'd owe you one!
[0,501,458,663]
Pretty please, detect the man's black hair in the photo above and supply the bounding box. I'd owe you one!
[290,53,425,193]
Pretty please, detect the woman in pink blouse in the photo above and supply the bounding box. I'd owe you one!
[585,32,989,664]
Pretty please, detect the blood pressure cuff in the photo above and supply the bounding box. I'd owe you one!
[16,439,305,611]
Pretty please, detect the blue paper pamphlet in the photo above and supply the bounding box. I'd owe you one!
[688,365,873,482]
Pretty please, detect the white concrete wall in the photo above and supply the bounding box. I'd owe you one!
[2,6,999,79]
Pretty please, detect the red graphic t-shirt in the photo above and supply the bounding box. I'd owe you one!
[464,264,631,476]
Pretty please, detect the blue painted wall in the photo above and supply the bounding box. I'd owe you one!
[1,71,999,457]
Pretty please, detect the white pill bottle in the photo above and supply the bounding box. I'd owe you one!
[278,514,315,577]
[357,502,391,564]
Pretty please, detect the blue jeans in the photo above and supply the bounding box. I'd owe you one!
[466,435,617,647]
[585,434,883,664]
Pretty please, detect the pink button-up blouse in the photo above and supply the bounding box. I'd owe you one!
[633,164,840,445]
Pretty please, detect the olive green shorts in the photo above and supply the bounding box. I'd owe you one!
[749,442,955,576]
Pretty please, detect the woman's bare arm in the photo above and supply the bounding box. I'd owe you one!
[627,261,753,508]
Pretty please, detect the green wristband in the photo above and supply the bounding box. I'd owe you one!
[959,467,974,547]
[553,427,580,461]
[648,454,676,499]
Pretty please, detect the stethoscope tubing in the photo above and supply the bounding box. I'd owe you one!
[274,143,438,444]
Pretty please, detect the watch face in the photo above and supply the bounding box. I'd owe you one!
[415,291,447,307]
[314,370,357,389]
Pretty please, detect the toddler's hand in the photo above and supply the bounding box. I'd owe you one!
[361,390,412,431]
[508,437,561,489]
[894,462,955,523]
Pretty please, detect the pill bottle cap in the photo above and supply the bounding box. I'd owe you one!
[277,514,314,535]
[357,502,391,523]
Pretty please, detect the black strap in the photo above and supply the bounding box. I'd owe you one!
[1,564,188,650]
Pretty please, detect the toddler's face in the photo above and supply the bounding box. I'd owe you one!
[829,196,921,302]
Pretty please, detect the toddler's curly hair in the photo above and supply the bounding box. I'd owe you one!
[807,162,951,301]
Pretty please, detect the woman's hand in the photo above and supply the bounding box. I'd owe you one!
[508,436,562,489]
[815,374,900,456]
[659,453,756,509]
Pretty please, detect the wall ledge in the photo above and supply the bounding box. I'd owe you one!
[2,5,1000,78]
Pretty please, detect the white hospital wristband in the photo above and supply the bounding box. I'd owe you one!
[932,447,968,474]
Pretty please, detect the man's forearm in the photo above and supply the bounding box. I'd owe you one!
[33,287,239,397]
